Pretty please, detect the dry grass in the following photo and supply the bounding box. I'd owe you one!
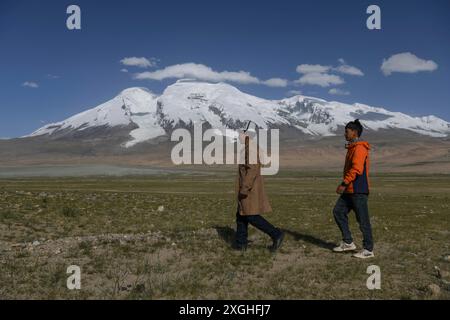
[0,172,449,299]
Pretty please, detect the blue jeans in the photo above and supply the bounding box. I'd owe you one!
[333,194,374,251]
[235,209,281,247]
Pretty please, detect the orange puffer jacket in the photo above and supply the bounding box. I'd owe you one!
[343,141,370,194]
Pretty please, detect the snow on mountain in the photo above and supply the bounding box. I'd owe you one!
[27,80,450,147]
[277,97,450,137]
[158,80,287,129]
[120,88,165,147]
[29,87,165,147]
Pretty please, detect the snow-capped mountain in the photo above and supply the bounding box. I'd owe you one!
[27,80,450,147]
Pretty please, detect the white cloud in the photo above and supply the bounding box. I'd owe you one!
[329,88,350,95]
[288,89,303,96]
[120,68,129,73]
[120,57,157,68]
[134,63,288,87]
[295,72,344,87]
[134,63,257,83]
[381,52,438,76]
[262,78,289,87]
[46,74,60,79]
[334,59,364,76]
[22,81,39,88]
[295,60,361,87]
[296,64,331,74]
[335,65,364,76]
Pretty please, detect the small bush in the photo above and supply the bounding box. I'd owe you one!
[61,206,79,217]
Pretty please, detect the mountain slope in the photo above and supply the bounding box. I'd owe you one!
[278,96,450,137]
[27,80,450,147]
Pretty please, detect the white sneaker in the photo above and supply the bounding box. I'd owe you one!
[333,241,357,252]
[352,249,375,259]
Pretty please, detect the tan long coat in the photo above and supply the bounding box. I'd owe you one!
[235,138,272,216]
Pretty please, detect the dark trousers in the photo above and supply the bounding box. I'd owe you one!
[333,193,374,251]
[235,209,281,247]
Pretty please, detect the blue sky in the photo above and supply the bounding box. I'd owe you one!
[0,0,449,137]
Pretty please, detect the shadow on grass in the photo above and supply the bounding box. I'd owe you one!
[214,226,236,246]
[214,225,334,251]
[282,229,335,250]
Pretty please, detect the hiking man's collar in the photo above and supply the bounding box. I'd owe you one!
[346,137,362,148]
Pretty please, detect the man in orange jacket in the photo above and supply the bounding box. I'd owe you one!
[333,119,374,259]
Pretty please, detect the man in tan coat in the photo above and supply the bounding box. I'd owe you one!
[234,121,284,252]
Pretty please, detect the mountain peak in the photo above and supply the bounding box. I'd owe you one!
[281,94,327,105]
[26,81,450,146]
[118,87,155,98]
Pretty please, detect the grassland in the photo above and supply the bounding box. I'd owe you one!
[0,170,449,299]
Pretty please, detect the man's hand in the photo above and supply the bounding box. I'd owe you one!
[336,184,346,194]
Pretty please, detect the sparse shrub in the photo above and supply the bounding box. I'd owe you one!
[0,210,16,222]
[61,206,79,217]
